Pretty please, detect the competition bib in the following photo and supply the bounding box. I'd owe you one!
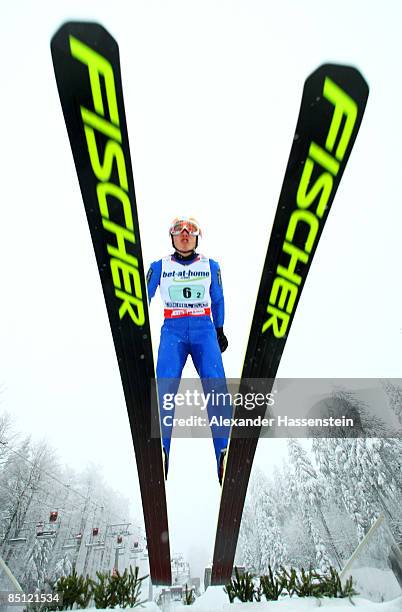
[160,255,212,318]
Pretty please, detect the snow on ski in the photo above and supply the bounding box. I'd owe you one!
[211,64,369,585]
[50,22,171,585]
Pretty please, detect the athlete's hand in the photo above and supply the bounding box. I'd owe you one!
[216,327,228,353]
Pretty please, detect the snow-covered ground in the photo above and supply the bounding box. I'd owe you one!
[168,587,402,611]
[349,567,402,603]
[49,594,402,612]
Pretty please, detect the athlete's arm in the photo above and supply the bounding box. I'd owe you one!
[146,260,162,304]
[210,259,228,352]
[209,259,225,327]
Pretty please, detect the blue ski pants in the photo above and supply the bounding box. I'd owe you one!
[156,316,231,475]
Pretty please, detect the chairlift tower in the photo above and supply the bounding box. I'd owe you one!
[106,523,131,574]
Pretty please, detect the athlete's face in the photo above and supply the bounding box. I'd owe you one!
[172,229,197,253]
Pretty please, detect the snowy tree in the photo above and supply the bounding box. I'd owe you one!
[336,438,402,538]
[286,439,339,569]
[0,411,14,465]
[309,520,331,573]
[310,384,402,549]
[237,500,258,571]
[260,514,287,571]
[313,433,402,549]
[381,379,402,426]
[310,387,393,439]
[237,468,287,573]
[311,438,344,509]
[312,438,358,557]
[332,439,372,539]
[272,463,293,522]
[50,555,73,584]
[0,439,57,556]
[24,537,53,592]
[281,513,316,569]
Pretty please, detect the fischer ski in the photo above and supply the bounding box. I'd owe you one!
[50,22,171,585]
[211,64,369,584]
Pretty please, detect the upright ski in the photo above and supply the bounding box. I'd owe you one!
[211,64,369,584]
[51,22,171,585]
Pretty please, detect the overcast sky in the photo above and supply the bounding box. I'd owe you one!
[1,0,401,578]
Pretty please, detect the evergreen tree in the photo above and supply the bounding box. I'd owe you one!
[287,439,340,568]
[237,468,287,573]
[51,554,73,583]
[381,379,402,426]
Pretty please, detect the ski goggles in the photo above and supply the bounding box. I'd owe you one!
[169,219,201,236]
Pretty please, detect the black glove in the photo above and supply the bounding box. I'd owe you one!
[216,327,228,353]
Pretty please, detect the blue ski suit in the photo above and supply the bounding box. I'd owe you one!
[147,252,231,476]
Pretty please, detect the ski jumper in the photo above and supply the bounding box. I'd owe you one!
[147,252,231,475]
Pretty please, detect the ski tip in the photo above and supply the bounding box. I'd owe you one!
[306,63,369,100]
[50,21,117,55]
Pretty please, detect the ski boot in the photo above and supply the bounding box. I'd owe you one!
[163,447,169,480]
[218,448,227,486]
